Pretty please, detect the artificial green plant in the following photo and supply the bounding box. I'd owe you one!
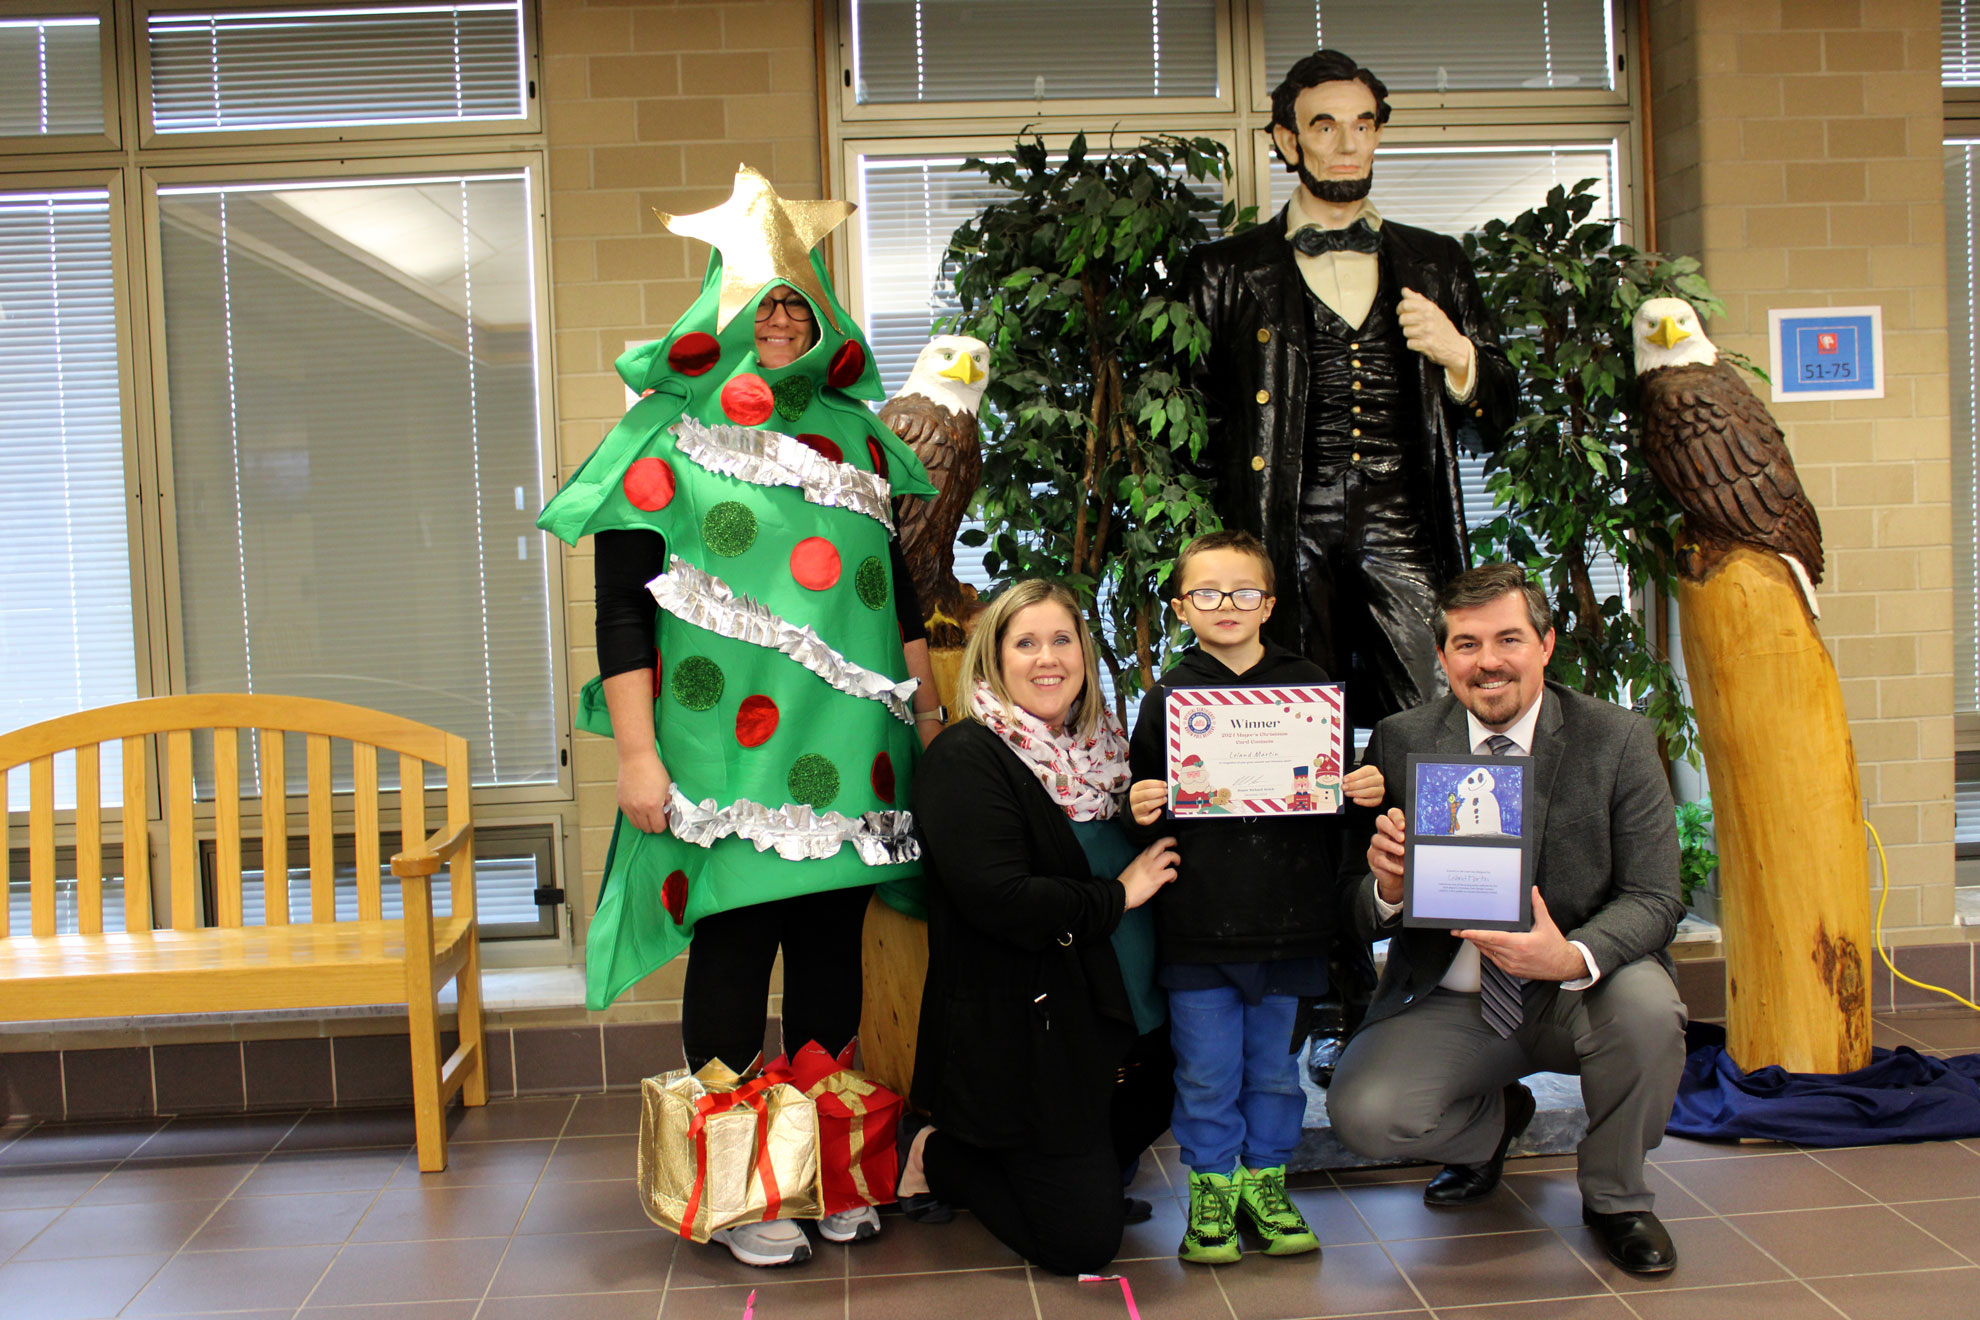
[1463,178,1742,766]
[945,133,1250,722]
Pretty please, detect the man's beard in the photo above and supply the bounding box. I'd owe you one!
[1296,153,1373,204]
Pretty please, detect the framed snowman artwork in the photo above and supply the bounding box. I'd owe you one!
[1401,753,1534,932]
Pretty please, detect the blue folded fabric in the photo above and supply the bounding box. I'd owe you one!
[1670,1022,1980,1145]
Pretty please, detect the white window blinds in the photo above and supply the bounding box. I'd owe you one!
[0,187,136,812]
[1261,0,1614,94]
[1949,0,1980,86]
[0,16,105,137]
[156,171,557,791]
[850,0,1219,104]
[1948,141,1977,713]
[147,2,527,133]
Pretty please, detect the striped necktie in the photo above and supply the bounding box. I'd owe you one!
[1479,732,1527,1038]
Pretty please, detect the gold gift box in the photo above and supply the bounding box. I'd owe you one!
[636,1059,822,1241]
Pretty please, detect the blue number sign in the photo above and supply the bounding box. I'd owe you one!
[1767,305,1884,402]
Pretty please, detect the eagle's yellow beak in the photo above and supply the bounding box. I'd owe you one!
[938,354,985,385]
[1650,315,1691,350]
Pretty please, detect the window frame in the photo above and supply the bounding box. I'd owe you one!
[130,0,542,151]
[0,0,122,154]
[831,0,1238,124]
[135,149,573,810]
[1948,119,1980,751]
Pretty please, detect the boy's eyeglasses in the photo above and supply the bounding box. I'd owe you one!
[1184,588,1267,611]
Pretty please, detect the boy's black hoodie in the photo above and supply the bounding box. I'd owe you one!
[1126,641,1344,965]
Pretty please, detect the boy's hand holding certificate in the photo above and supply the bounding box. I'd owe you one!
[1164,684,1346,817]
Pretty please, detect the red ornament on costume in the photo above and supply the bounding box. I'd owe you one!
[668,332,722,376]
[796,433,844,464]
[622,457,676,511]
[791,536,842,590]
[827,341,865,388]
[865,438,889,478]
[736,694,780,748]
[662,870,689,925]
[871,752,895,803]
[721,373,775,426]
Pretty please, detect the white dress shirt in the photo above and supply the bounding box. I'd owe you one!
[1373,689,1602,992]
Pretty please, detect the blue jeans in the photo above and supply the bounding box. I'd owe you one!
[1167,985,1305,1175]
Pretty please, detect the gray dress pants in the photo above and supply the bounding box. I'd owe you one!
[1326,958,1687,1213]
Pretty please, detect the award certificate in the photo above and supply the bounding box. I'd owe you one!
[1401,752,1534,931]
[1165,684,1346,817]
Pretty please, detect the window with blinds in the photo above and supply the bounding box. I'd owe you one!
[1949,140,1977,714]
[156,170,557,792]
[1949,0,1980,86]
[1260,0,1614,94]
[0,16,105,138]
[0,188,137,813]
[849,0,1220,105]
[147,1,528,134]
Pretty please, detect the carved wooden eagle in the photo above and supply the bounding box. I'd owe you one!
[881,335,991,649]
[1632,296,1825,614]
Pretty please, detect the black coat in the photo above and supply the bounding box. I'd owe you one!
[1177,207,1517,656]
[910,720,1137,1155]
[1125,642,1344,964]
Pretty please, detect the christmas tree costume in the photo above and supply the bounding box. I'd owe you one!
[539,167,934,1010]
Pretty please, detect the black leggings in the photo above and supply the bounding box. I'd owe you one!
[924,1028,1175,1276]
[680,884,874,1073]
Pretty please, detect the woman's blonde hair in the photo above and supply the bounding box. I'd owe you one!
[956,579,1107,739]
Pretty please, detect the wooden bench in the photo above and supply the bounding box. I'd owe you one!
[0,694,487,1171]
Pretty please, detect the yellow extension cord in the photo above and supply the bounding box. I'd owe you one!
[1868,819,1980,1013]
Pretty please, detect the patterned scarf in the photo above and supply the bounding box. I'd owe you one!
[970,681,1130,822]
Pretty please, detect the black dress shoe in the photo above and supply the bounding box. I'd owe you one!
[1583,1206,1678,1274]
[1123,1196,1154,1225]
[1423,1082,1536,1207]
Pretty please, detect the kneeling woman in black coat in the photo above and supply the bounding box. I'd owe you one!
[899,578,1180,1275]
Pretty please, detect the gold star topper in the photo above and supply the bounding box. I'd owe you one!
[657,165,854,335]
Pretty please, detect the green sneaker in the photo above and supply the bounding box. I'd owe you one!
[1179,1169,1242,1265]
[1236,1166,1319,1257]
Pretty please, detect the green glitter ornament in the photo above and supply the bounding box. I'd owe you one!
[856,556,888,611]
[788,753,841,809]
[771,375,814,422]
[671,655,725,711]
[703,501,758,556]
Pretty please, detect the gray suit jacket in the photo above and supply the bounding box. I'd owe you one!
[1349,682,1685,1028]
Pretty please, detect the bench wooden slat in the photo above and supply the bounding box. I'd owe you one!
[308,733,334,923]
[261,729,289,926]
[0,695,458,766]
[1,768,10,939]
[167,729,197,931]
[0,916,478,1019]
[400,754,427,879]
[76,745,102,936]
[29,757,55,937]
[354,743,380,922]
[214,729,243,928]
[122,735,151,933]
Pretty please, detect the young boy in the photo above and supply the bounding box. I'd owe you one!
[1127,530,1383,1266]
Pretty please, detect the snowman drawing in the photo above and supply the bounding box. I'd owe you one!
[1450,766,1505,836]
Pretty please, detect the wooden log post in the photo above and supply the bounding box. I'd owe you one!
[857,646,962,1096]
[1676,541,1872,1073]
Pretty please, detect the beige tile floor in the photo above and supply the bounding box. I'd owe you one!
[4,1010,1980,1319]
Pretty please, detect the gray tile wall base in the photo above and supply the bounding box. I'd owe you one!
[1292,1046,1587,1173]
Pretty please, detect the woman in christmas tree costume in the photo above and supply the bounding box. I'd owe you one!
[539,167,941,1266]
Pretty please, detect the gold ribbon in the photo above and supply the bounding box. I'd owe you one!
[805,1069,884,1205]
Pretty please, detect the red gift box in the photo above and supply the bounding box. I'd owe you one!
[768,1041,904,1215]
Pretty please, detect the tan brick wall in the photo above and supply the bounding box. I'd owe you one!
[1650,0,1957,943]
[542,0,822,1016]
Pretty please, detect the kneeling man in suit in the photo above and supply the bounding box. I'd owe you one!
[1327,564,1687,1275]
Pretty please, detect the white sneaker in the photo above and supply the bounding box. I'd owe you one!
[816,1204,881,1243]
[710,1218,812,1267]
